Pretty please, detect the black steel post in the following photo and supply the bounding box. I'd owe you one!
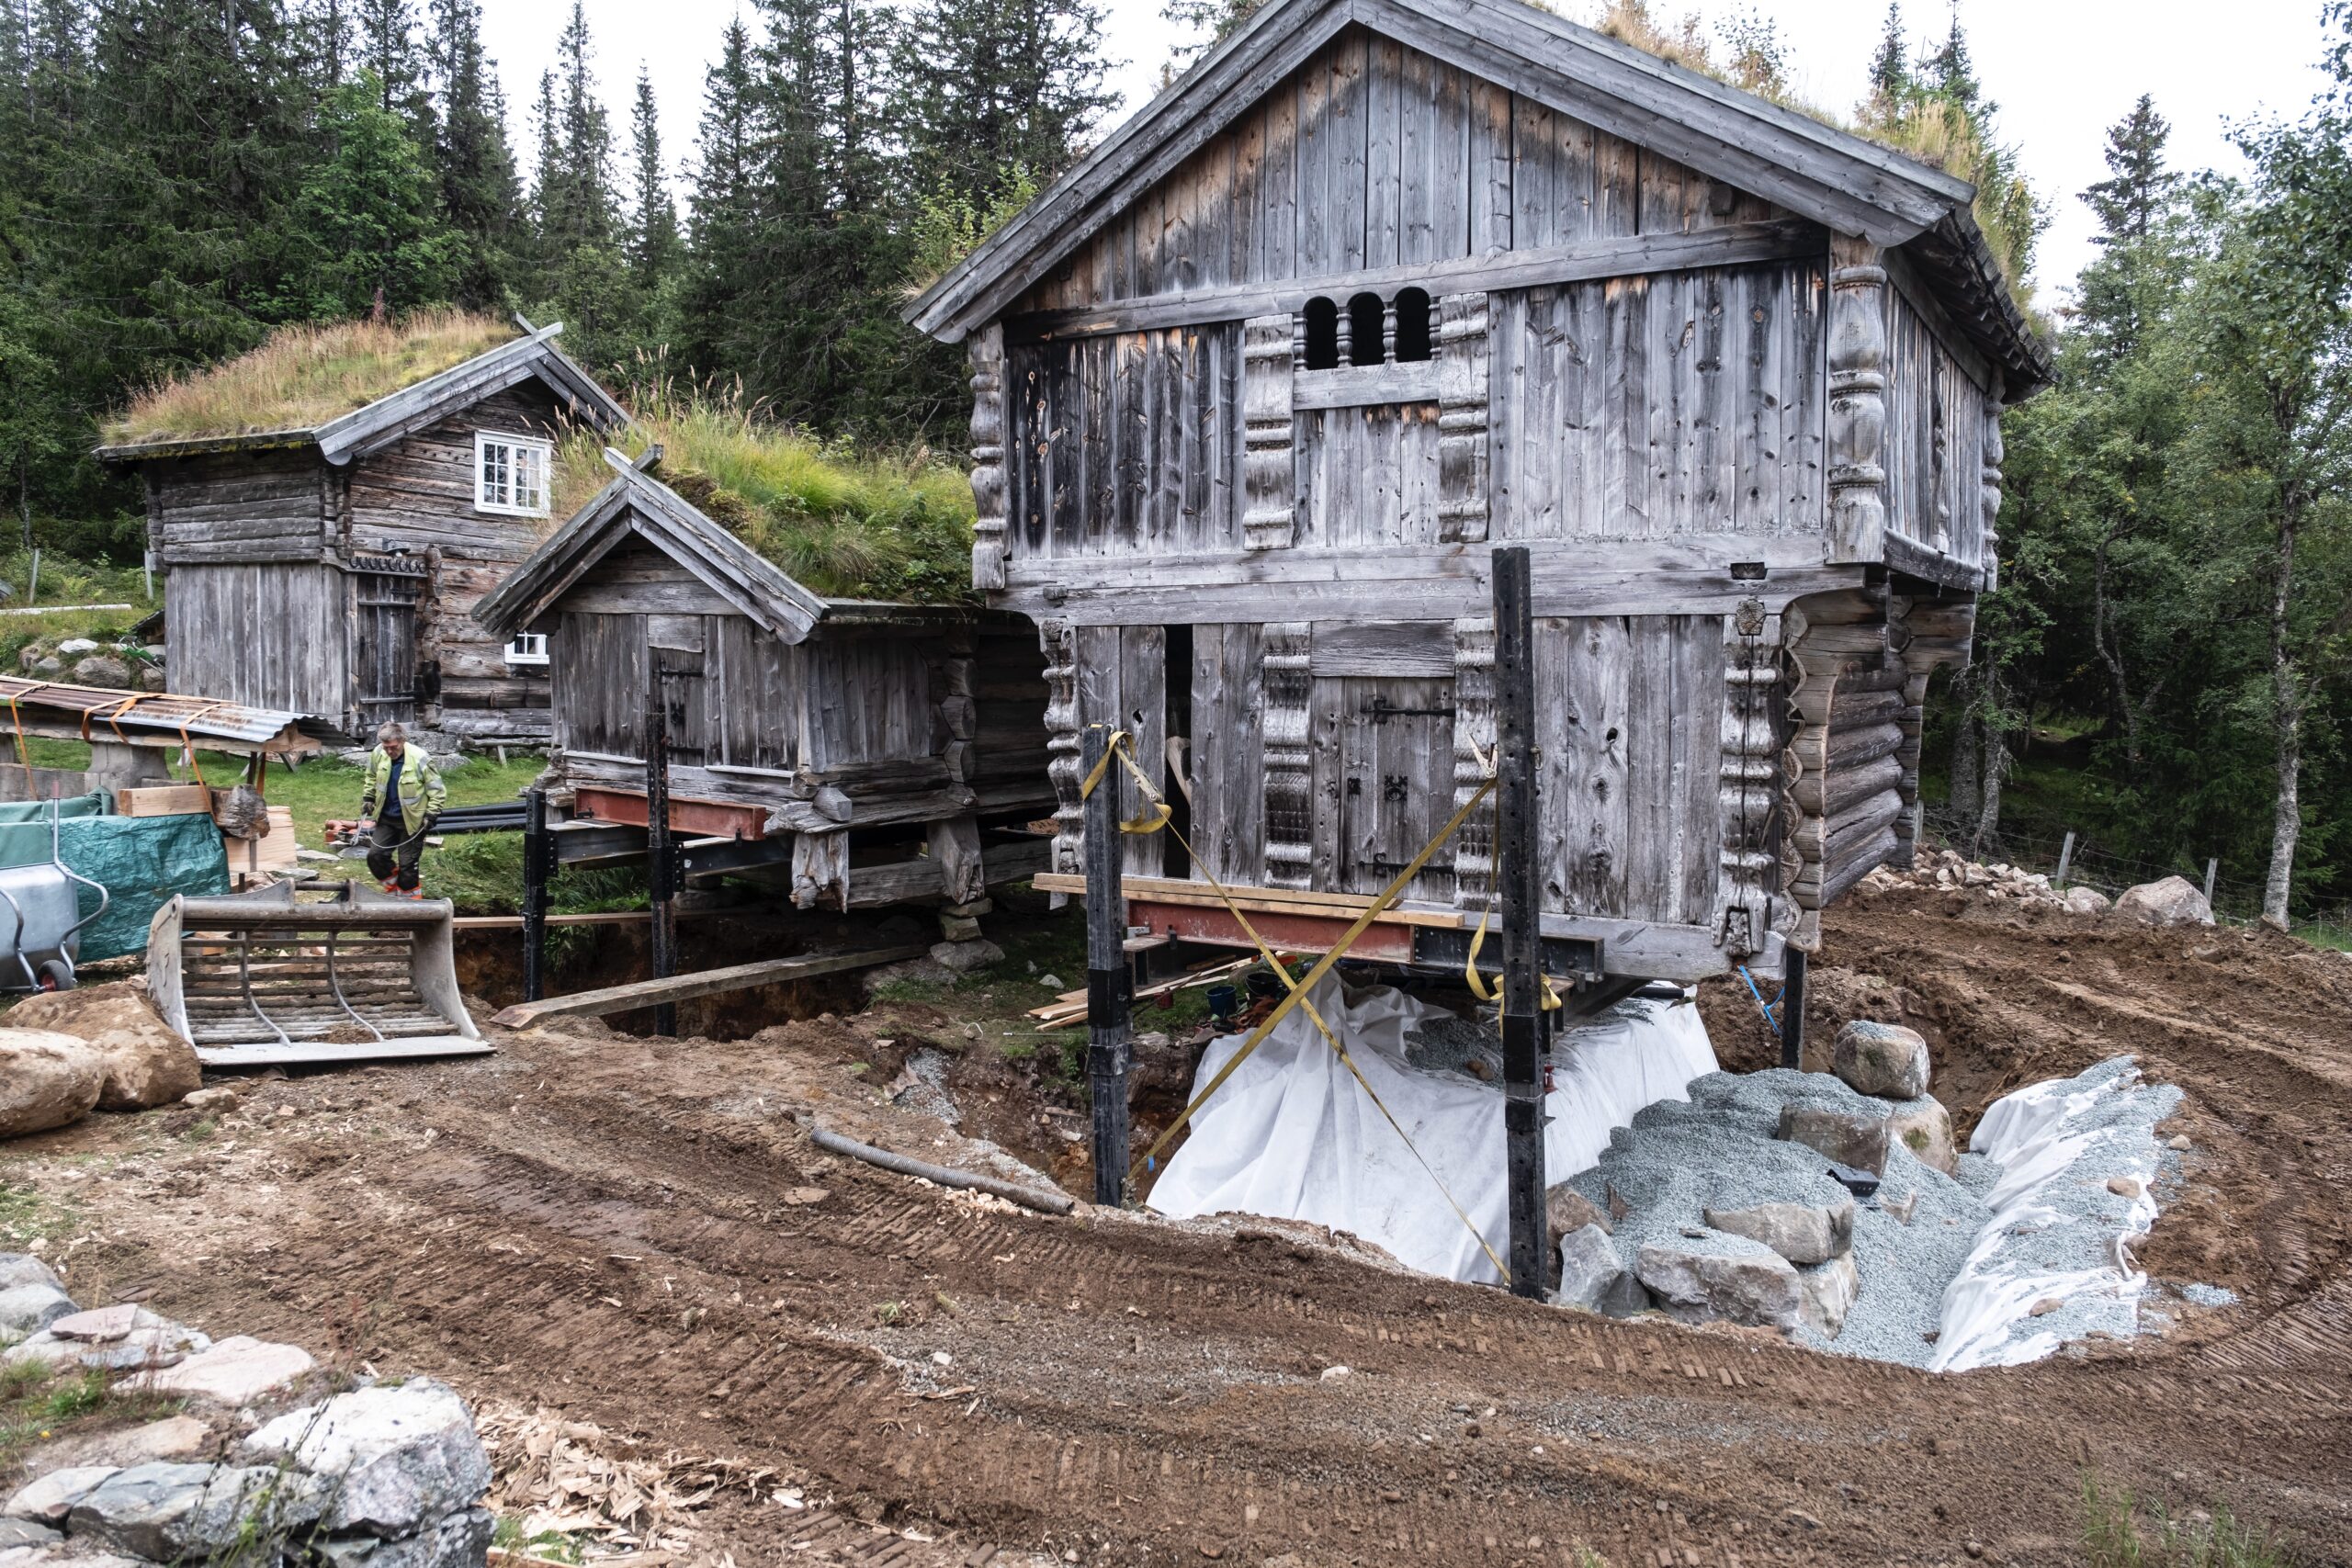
[1081,723,1131,1206]
[1781,945,1808,1070]
[645,679,678,1038]
[522,787,549,1003]
[1493,546,1548,1299]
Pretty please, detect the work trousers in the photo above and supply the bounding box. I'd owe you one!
[366,813,425,892]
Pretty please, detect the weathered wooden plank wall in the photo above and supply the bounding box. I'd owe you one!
[164,562,350,718]
[149,451,326,565]
[1013,28,1790,315]
[1882,288,1989,575]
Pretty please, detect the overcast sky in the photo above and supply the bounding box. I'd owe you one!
[478,0,2338,303]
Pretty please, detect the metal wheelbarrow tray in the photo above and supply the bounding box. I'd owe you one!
[147,883,491,1067]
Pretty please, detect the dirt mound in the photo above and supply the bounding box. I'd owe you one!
[3,884,2348,1564]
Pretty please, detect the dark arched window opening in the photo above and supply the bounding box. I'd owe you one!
[1392,288,1433,363]
[1349,292,1385,367]
[1302,297,1340,369]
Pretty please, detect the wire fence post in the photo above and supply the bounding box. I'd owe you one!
[1082,724,1132,1208]
[1493,546,1549,1301]
[522,786,549,1003]
[2054,830,2075,889]
[2204,858,2218,906]
[644,677,677,1038]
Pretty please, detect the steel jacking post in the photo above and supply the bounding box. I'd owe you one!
[1081,723,1133,1206]
[522,786,550,1004]
[1493,546,1549,1300]
[645,678,679,1038]
[1781,945,1808,1070]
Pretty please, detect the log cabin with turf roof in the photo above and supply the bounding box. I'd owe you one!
[94,311,632,747]
[471,426,1057,919]
[908,0,2049,992]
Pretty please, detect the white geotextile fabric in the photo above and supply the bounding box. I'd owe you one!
[1928,1059,2173,1372]
[1146,977,1719,1284]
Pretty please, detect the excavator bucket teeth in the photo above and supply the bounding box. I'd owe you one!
[146,882,490,1067]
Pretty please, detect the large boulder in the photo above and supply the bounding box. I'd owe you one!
[130,1336,314,1404]
[1798,1253,1860,1338]
[68,656,132,691]
[1832,1020,1930,1100]
[2064,886,2112,916]
[2115,875,2213,927]
[1886,1095,1959,1177]
[67,1463,327,1561]
[1702,1198,1854,1265]
[0,1030,105,1140]
[1551,1224,1625,1312]
[1775,1103,1891,1176]
[1634,1243,1804,1332]
[6,984,200,1112]
[0,1256,73,1342]
[3,1466,118,1525]
[241,1379,489,1538]
[1546,1185,1611,1238]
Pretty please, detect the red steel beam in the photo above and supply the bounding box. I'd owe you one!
[1127,898,1417,964]
[575,787,771,841]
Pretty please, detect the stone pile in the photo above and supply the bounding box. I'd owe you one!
[1864,849,2221,924]
[1546,1018,1988,1364]
[14,639,164,694]
[0,1254,492,1568]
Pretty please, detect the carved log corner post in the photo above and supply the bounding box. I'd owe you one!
[1261,622,1314,889]
[1715,596,1781,960]
[1981,386,2007,592]
[1040,618,1084,890]
[1241,314,1298,552]
[968,324,1010,592]
[1437,292,1493,544]
[1452,615,1498,913]
[1893,593,1977,867]
[1778,590,1894,956]
[1826,234,1889,565]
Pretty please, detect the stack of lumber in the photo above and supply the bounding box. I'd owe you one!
[120,785,296,884]
[1026,954,1254,1031]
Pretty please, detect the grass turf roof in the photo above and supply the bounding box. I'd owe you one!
[102,309,520,447]
[552,391,978,606]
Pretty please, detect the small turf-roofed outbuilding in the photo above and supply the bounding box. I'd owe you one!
[908,0,2049,982]
[96,311,630,745]
[473,450,1057,911]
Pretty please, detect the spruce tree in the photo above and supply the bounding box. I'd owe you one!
[1921,6,1980,116]
[896,0,1115,211]
[526,1,628,363]
[354,0,429,128]
[1866,1,1908,107]
[677,16,759,387]
[286,70,459,316]
[628,67,679,291]
[425,0,518,308]
[2085,96,2177,245]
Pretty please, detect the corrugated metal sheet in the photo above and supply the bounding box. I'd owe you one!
[0,677,317,749]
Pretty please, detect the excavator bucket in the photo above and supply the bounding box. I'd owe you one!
[147,882,489,1067]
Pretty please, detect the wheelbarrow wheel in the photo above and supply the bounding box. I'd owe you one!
[35,959,74,992]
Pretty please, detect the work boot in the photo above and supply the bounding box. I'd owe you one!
[379,880,401,896]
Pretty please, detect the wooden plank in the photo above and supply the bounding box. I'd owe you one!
[116,785,212,818]
[490,945,927,1028]
[1011,220,1825,340]
[1311,619,1455,677]
[1294,363,1442,409]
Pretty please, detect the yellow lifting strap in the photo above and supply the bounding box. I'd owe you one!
[1081,726,1509,1277]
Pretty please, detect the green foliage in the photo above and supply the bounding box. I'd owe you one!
[283,73,462,319]
[558,385,978,604]
[908,166,1041,292]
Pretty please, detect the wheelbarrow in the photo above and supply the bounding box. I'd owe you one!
[0,798,109,992]
[146,881,487,1066]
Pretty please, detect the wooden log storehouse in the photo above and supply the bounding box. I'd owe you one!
[95,314,631,745]
[472,452,1057,912]
[909,0,2049,984]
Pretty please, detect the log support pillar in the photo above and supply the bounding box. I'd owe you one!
[1781,945,1807,1071]
[644,683,678,1038]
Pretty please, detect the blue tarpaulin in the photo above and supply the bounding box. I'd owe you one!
[0,794,229,963]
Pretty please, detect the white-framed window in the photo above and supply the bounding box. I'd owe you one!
[475,431,552,516]
[503,632,549,667]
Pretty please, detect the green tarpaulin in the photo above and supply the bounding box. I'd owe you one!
[0,794,229,964]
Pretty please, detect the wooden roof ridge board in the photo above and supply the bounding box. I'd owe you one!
[94,322,633,466]
[0,676,322,752]
[473,452,829,645]
[905,0,2044,389]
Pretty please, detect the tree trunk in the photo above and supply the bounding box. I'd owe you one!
[2263,488,2305,930]
[1972,714,2007,858]
[2092,528,2142,769]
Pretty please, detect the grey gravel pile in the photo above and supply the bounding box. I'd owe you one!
[1403,1011,1501,1081]
[1561,1068,1997,1369]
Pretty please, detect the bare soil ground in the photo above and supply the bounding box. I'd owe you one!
[6,884,2351,1567]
